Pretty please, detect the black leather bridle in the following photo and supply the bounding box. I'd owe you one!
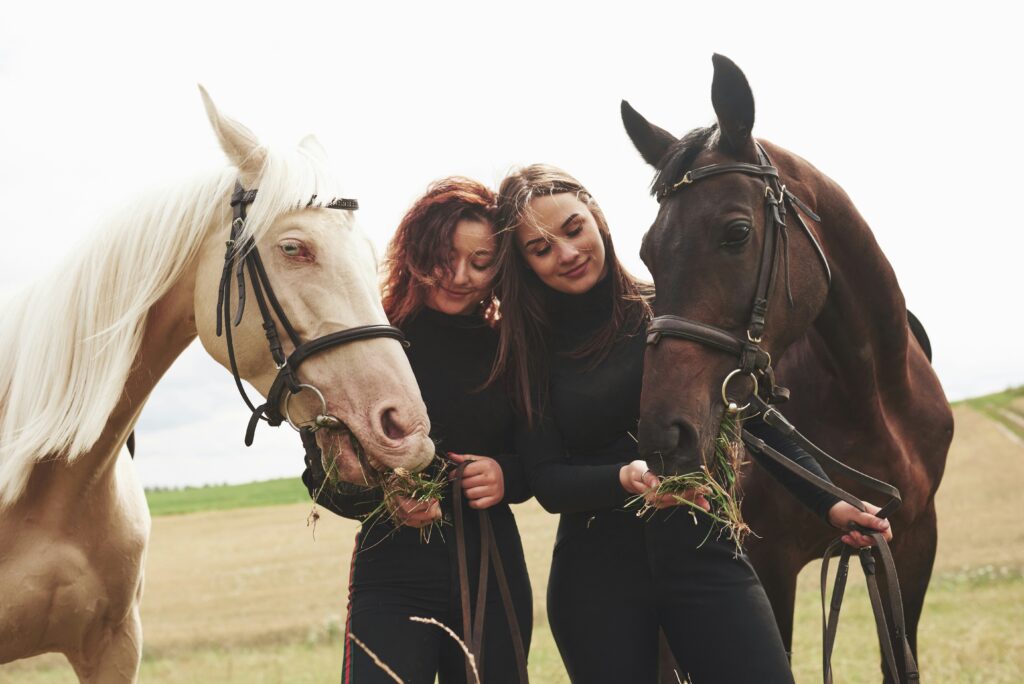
[647,143,920,682]
[647,142,830,409]
[218,181,407,447]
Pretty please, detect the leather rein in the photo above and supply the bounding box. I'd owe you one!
[451,460,530,683]
[218,181,407,446]
[648,143,919,683]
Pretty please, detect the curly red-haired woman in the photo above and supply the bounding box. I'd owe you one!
[303,177,532,683]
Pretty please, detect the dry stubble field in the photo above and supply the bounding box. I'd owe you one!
[2,403,1023,683]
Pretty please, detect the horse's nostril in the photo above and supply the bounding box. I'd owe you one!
[674,420,699,454]
[639,418,701,470]
[661,422,680,449]
[379,408,405,441]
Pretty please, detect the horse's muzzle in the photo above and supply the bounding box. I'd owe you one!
[638,418,705,476]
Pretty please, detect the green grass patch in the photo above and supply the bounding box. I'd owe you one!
[960,384,1024,410]
[961,385,1024,439]
[145,478,309,517]
[791,561,1024,683]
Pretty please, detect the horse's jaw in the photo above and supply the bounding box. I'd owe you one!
[316,424,434,486]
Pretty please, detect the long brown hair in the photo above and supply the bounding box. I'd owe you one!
[490,164,652,423]
[382,177,498,326]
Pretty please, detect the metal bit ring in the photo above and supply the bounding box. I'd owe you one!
[283,383,334,432]
[721,369,759,414]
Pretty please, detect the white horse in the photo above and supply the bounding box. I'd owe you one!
[0,89,435,682]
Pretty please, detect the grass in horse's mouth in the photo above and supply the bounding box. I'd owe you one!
[628,411,754,556]
[319,427,383,487]
[310,430,449,543]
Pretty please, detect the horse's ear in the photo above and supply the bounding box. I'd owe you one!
[298,134,330,163]
[621,100,676,167]
[198,85,267,185]
[710,54,756,158]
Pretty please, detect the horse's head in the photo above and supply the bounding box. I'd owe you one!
[193,89,434,483]
[623,55,830,475]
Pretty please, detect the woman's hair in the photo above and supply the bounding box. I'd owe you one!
[382,177,498,326]
[490,164,652,423]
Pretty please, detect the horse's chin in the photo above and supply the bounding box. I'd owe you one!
[315,428,384,487]
[642,450,704,478]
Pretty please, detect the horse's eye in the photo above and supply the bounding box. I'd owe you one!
[721,223,752,247]
[280,240,309,259]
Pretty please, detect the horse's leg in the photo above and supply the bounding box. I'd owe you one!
[67,603,143,684]
[877,503,937,684]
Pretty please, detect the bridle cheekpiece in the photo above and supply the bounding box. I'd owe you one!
[647,142,830,411]
[217,181,408,446]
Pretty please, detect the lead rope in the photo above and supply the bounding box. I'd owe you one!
[451,460,530,683]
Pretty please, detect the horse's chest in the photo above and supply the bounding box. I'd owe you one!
[0,459,149,656]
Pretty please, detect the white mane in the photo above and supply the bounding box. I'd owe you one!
[0,143,349,507]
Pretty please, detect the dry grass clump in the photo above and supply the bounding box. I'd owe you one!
[363,458,450,543]
[629,410,753,554]
[310,432,450,543]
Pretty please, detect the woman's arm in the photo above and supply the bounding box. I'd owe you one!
[744,417,841,519]
[490,452,532,505]
[514,412,630,514]
[744,417,892,547]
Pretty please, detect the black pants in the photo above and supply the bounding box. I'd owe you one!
[547,508,793,684]
[342,505,532,684]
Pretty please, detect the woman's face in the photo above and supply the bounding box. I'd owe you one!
[515,192,608,295]
[424,218,497,315]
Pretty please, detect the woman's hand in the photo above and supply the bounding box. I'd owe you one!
[392,495,441,528]
[618,460,710,511]
[619,459,660,495]
[449,453,505,509]
[827,500,893,548]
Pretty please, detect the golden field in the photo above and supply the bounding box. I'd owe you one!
[2,404,1023,683]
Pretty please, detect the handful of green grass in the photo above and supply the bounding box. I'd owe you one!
[629,411,753,555]
[363,458,450,544]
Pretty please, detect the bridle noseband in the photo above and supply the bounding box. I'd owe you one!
[647,142,830,409]
[217,181,407,446]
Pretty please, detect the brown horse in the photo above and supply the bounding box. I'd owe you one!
[623,55,953,682]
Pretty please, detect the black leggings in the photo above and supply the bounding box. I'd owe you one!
[547,509,793,684]
[342,508,532,684]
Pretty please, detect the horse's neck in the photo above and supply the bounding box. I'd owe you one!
[28,268,199,505]
[112,268,200,435]
[809,183,912,406]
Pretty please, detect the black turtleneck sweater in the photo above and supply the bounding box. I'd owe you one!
[308,306,530,519]
[514,275,840,519]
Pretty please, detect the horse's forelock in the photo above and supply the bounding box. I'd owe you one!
[650,125,719,197]
[240,143,352,247]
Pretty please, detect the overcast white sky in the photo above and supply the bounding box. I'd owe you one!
[2,2,1020,488]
